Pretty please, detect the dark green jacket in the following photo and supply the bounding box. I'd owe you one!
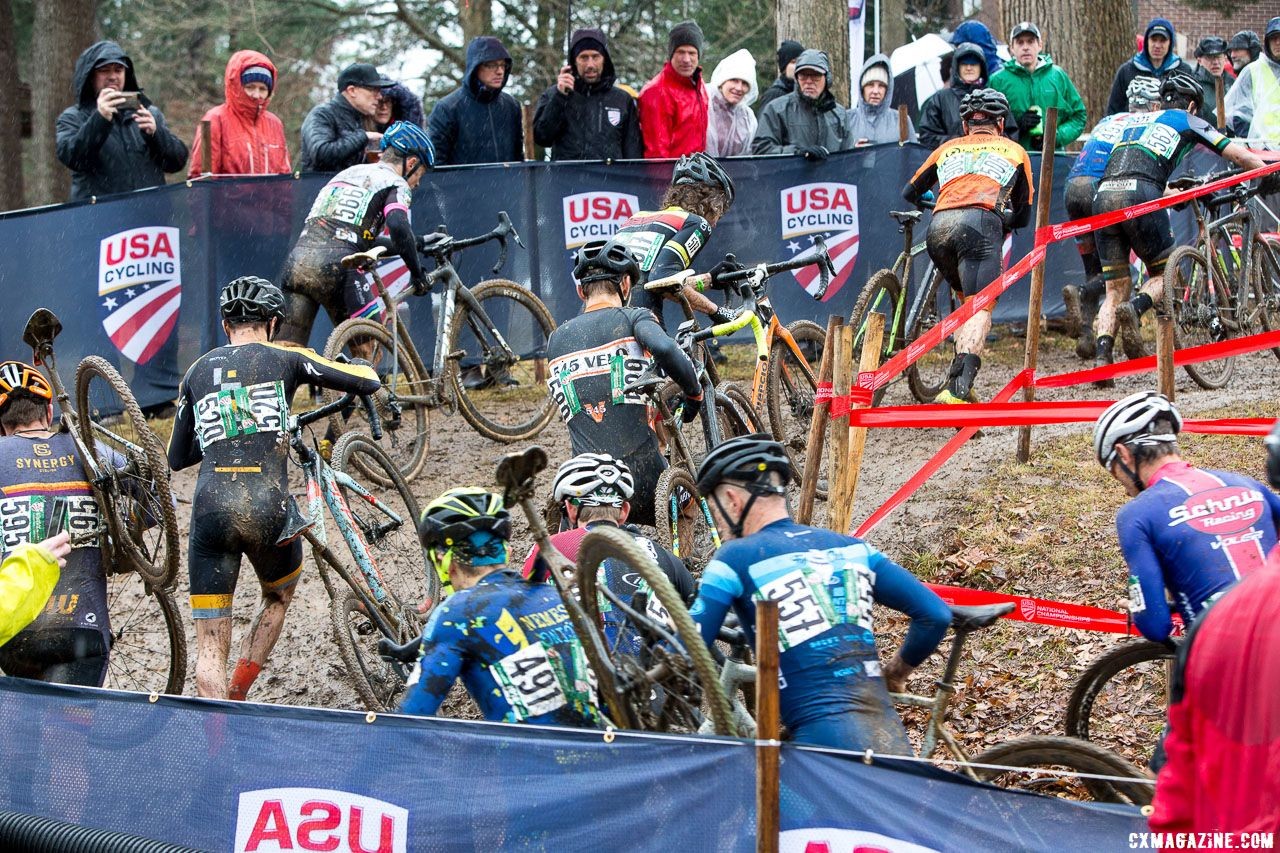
[989,54,1088,149]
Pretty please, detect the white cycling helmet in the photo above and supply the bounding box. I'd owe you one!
[552,453,635,507]
[1093,391,1183,469]
[1125,76,1162,109]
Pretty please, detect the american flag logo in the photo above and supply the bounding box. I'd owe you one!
[98,226,182,365]
[352,257,411,321]
[780,182,860,301]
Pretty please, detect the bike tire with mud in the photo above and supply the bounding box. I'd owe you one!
[970,734,1153,805]
[1064,638,1172,761]
[847,269,902,406]
[655,466,716,574]
[329,589,416,712]
[104,571,187,695]
[75,355,180,589]
[1248,235,1280,359]
[765,320,824,487]
[1168,245,1235,389]
[906,267,956,404]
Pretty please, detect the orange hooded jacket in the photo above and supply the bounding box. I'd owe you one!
[188,50,291,178]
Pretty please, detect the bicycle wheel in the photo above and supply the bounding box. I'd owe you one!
[717,381,767,436]
[906,267,957,404]
[104,571,186,695]
[766,320,824,487]
[323,318,430,484]
[330,590,415,712]
[1168,245,1235,389]
[331,432,438,614]
[1248,235,1280,359]
[970,735,1153,805]
[75,356,180,589]
[655,466,717,575]
[576,526,737,736]
[847,269,903,406]
[1064,639,1172,766]
[449,279,556,442]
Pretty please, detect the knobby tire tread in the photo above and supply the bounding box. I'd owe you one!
[1064,639,1172,743]
[971,734,1154,805]
[104,573,188,695]
[906,268,953,404]
[765,320,824,489]
[1169,245,1235,389]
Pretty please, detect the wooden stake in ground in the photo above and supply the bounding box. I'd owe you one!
[827,325,855,534]
[898,105,909,144]
[754,599,780,853]
[1215,75,1227,132]
[1158,315,1176,400]
[841,312,885,531]
[796,314,843,525]
[1016,108,1058,464]
[521,104,536,160]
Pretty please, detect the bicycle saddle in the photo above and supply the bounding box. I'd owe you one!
[340,246,388,269]
[495,446,548,500]
[949,602,1014,633]
[22,309,63,351]
[378,635,422,663]
[890,210,923,225]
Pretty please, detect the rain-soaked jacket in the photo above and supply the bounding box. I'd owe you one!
[706,49,758,156]
[752,50,852,155]
[0,544,60,649]
[55,41,189,201]
[638,61,709,158]
[532,28,642,161]
[188,50,291,178]
[427,37,524,165]
[847,53,915,145]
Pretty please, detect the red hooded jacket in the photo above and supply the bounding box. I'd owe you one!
[188,50,291,178]
[638,62,709,158]
[1148,549,1280,835]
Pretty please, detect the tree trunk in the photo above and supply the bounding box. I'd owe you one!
[0,0,24,210]
[879,0,906,56]
[30,0,96,205]
[778,0,849,106]
[460,0,493,48]
[999,0,1132,127]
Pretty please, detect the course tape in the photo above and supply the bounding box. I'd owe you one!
[1034,328,1280,388]
[926,583,1141,635]
[846,401,1274,433]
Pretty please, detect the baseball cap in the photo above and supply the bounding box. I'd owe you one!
[1010,22,1041,41]
[337,63,394,91]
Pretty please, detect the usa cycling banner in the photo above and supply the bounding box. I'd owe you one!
[0,146,1209,409]
[0,679,1145,851]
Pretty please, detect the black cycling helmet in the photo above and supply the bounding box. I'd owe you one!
[671,152,735,204]
[695,433,793,496]
[958,88,1011,124]
[219,276,286,323]
[1265,419,1280,490]
[1228,30,1262,63]
[418,488,511,551]
[573,237,639,287]
[1194,36,1227,58]
[1160,69,1203,109]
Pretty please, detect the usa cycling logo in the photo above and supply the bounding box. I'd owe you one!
[233,787,407,852]
[562,191,638,249]
[779,183,859,301]
[98,226,181,365]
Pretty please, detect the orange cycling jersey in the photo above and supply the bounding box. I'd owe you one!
[906,133,1033,216]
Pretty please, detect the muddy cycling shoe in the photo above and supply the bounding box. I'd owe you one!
[1062,284,1083,338]
[1093,335,1117,388]
[460,365,493,390]
[933,389,976,404]
[1115,303,1147,360]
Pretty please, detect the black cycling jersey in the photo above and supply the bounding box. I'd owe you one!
[925,207,1006,298]
[1094,179,1174,277]
[611,207,713,317]
[1101,109,1230,187]
[279,162,426,344]
[545,306,700,526]
[0,430,110,686]
[168,342,379,618]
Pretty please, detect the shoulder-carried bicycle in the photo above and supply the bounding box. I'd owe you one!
[20,309,186,695]
[323,212,557,482]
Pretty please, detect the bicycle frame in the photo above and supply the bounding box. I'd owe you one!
[853,218,937,357]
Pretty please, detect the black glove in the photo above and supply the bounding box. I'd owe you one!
[797,145,829,161]
[1258,171,1280,199]
[709,306,737,326]
[680,393,703,424]
[708,256,747,289]
[411,275,431,297]
[1016,111,1041,134]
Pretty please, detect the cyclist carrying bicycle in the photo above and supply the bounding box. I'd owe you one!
[0,362,112,686]
[278,121,435,347]
[167,277,380,700]
[688,434,951,751]
[1094,392,1280,646]
[902,89,1033,404]
[1089,71,1272,384]
[522,453,695,650]
[401,488,600,726]
[1061,76,1162,361]
[544,238,703,527]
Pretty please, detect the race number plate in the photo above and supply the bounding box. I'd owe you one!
[757,569,832,649]
[490,641,568,720]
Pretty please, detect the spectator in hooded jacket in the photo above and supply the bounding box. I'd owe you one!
[918,42,989,148]
[428,37,524,165]
[1106,18,1185,116]
[533,27,642,161]
[639,21,710,158]
[55,41,189,202]
[848,53,915,146]
[705,48,758,157]
[1191,37,1232,128]
[299,63,393,172]
[752,49,852,159]
[951,20,1002,78]
[1224,17,1280,142]
[759,40,804,112]
[1228,30,1262,74]
[989,22,1087,150]
[188,50,291,178]
[371,82,426,132]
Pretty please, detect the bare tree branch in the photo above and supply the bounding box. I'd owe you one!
[393,0,466,68]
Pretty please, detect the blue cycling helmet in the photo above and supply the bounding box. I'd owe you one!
[380,121,435,168]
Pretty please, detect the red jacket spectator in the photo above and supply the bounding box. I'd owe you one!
[188,50,291,178]
[1148,550,1280,834]
[639,21,709,158]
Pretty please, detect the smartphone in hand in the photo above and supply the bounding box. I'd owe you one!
[117,91,142,111]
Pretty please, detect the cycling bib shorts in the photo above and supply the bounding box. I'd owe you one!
[926,207,1005,298]
[1093,177,1172,279]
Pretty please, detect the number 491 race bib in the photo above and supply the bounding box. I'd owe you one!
[490,641,568,721]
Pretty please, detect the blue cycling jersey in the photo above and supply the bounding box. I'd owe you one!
[1118,461,1280,643]
[689,519,950,732]
[1069,112,1137,180]
[1102,109,1229,185]
[400,569,600,727]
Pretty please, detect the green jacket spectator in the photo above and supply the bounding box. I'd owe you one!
[989,36,1087,150]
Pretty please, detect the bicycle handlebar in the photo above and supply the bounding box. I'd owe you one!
[710,237,835,300]
[418,210,524,275]
[294,392,383,441]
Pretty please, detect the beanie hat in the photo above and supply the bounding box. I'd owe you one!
[240,65,274,93]
[861,64,889,88]
[572,37,606,59]
[668,20,704,58]
[777,40,804,73]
